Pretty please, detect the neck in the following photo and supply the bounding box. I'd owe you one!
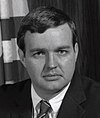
[33,84,68,100]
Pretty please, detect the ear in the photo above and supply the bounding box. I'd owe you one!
[74,43,79,62]
[18,49,26,67]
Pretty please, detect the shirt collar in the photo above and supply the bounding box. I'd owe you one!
[31,84,41,111]
[31,82,70,113]
[49,82,70,112]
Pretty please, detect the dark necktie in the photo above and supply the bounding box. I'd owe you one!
[36,100,52,118]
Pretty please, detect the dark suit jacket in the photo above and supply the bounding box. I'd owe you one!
[0,72,100,118]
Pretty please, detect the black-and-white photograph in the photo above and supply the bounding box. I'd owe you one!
[0,0,100,118]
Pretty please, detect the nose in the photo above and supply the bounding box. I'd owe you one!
[45,53,57,70]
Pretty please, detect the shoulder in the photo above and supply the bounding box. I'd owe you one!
[81,76,100,117]
[0,79,31,108]
[0,79,31,97]
[81,76,100,95]
[0,79,31,91]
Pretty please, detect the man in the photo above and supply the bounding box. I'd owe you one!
[0,6,100,118]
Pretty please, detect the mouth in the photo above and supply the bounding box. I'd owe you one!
[43,74,62,81]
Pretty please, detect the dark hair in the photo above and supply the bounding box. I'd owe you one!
[17,6,78,53]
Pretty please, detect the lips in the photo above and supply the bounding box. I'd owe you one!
[43,74,61,77]
[42,73,62,81]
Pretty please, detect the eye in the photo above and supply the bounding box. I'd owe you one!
[32,51,45,58]
[58,50,68,56]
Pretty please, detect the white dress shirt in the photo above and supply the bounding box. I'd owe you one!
[31,83,70,118]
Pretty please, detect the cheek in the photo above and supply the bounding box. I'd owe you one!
[61,58,76,83]
[60,55,76,73]
[25,59,44,77]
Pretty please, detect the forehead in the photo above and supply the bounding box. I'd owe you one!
[24,23,73,50]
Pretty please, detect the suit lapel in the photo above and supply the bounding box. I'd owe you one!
[12,79,33,118]
[57,71,86,118]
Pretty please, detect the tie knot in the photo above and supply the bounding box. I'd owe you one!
[40,100,51,113]
[36,100,52,118]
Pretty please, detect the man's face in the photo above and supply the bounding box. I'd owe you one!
[19,23,78,99]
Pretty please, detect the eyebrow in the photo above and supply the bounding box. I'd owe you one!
[29,48,46,53]
[29,46,71,53]
[55,46,71,51]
